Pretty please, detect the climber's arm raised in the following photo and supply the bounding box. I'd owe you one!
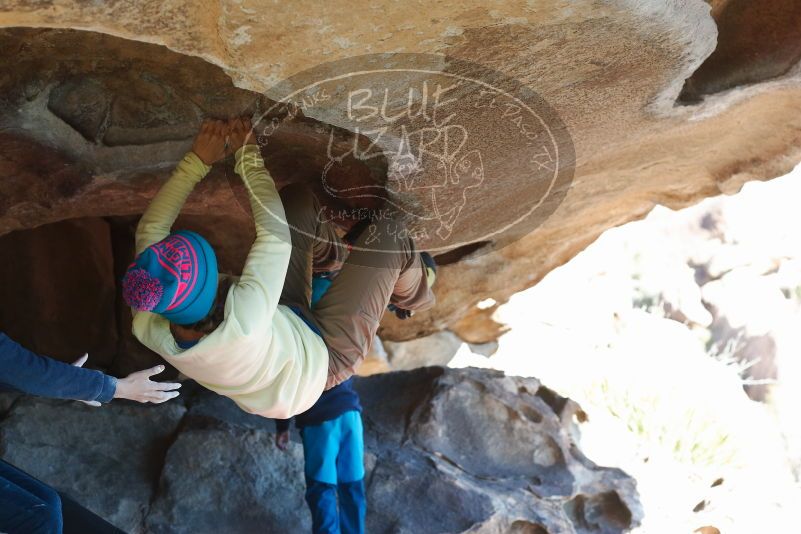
[229,118,292,325]
[135,120,227,255]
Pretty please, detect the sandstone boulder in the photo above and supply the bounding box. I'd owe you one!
[0,1,800,363]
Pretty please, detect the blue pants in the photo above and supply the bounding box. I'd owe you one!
[0,459,63,534]
[301,411,366,534]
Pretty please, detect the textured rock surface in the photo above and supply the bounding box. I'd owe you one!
[679,0,801,101]
[1,1,800,364]
[382,330,463,370]
[0,368,640,534]
[0,398,186,532]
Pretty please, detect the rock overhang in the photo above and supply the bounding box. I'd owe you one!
[1,0,800,346]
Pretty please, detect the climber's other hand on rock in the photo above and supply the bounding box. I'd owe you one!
[192,118,228,165]
[275,430,290,451]
[227,117,255,153]
[114,365,181,404]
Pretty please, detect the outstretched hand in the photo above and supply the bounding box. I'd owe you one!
[113,365,181,404]
[191,119,229,165]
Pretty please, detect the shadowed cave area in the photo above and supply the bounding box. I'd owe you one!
[679,0,801,102]
[0,215,258,377]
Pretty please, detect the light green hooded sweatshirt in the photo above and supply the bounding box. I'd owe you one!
[132,145,327,418]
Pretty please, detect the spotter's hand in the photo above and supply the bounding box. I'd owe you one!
[113,365,181,404]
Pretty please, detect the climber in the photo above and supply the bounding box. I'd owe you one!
[274,275,366,534]
[0,331,180,534]
[122,117,436,419]
[275,376,365,534]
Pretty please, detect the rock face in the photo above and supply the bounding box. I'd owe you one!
[1,1,801,371]
[0,367,640,533]
[0,398,186,531]
[679,0,801,101]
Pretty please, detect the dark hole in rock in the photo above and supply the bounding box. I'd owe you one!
[433,240,491,265]
[520,404,544,424]
[564,491,633,534]
[678,0,801,103]
[535,386,568,418]
[509,520,550,534]
[0,217,118,368]
[693,500,707,513]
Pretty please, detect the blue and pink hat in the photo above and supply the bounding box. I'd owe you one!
[122,230,218,325]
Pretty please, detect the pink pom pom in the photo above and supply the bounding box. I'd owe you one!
[122,268,163,311]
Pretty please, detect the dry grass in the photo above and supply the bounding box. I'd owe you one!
[447,170,801,532]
